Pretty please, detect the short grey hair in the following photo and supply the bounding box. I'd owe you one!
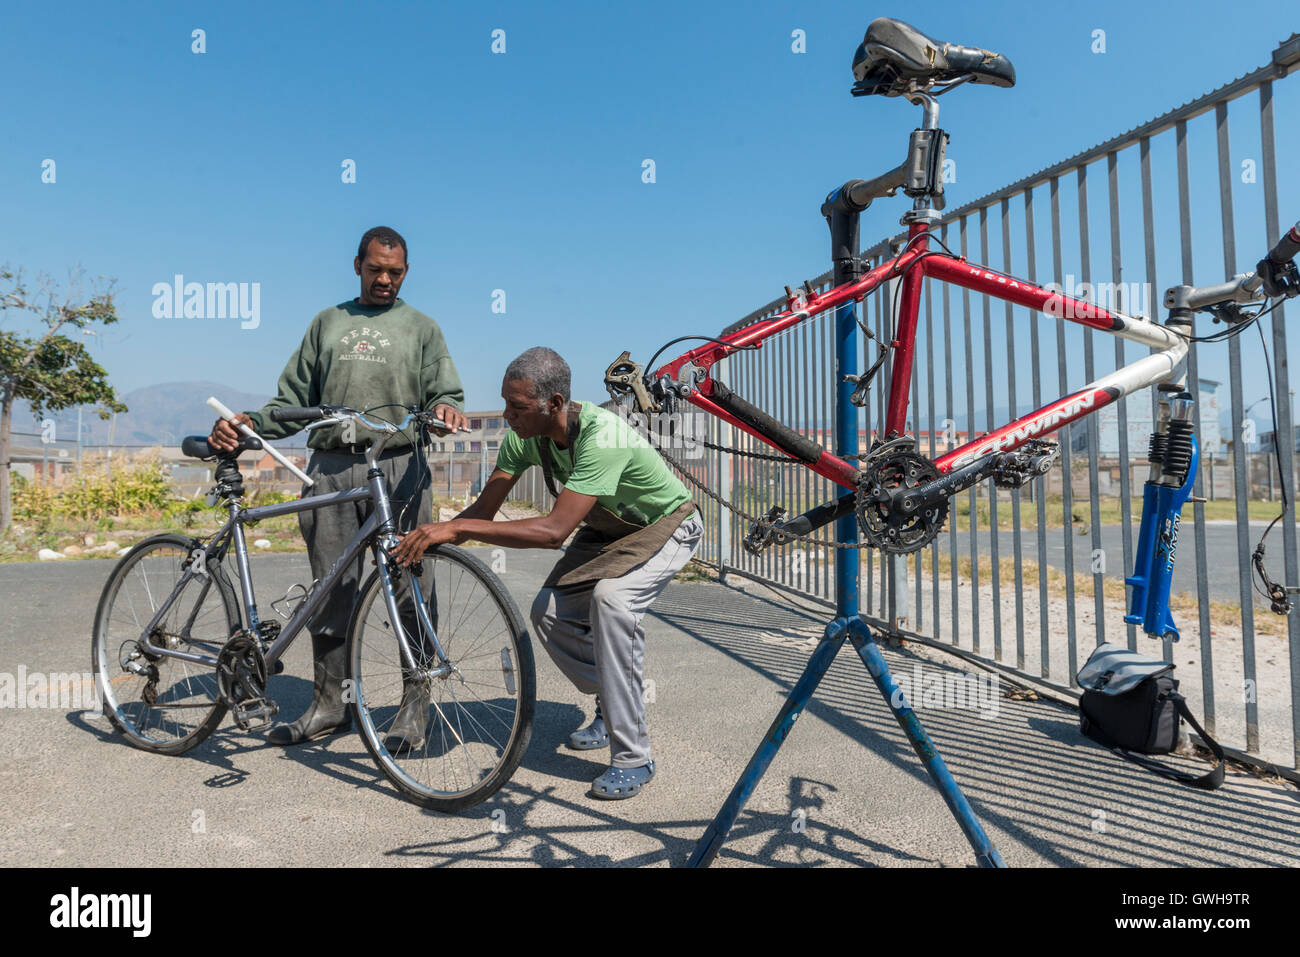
[504,347,570,405]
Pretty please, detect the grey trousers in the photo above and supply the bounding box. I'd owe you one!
[529,512,703,768]
[297,447,433,641]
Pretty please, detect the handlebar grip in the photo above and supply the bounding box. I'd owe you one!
[270,406,325,423]
[1269,221,1300,265]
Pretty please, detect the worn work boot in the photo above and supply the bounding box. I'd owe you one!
[266,633,353,745]
[384,674,429,753]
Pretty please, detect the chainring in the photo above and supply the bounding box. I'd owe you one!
[856,449,948,554]
[215,633,268,708]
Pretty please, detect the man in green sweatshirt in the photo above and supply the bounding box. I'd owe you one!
[207,226,466,747]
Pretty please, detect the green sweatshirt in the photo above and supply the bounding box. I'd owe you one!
[245,298,464,452]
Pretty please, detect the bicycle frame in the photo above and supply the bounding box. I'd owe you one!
[133,468,446,675]
[651,221,1188,491]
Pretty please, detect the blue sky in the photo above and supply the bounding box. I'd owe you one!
[3,1,1298,437]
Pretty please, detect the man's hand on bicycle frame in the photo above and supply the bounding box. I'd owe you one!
[391,479,598,567]
[391,522,464,564]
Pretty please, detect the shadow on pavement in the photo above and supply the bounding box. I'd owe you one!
[643,581,1300,867]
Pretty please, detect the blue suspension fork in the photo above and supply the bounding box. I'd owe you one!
[1125,392,1198,643]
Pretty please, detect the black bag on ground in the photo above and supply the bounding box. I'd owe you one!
[1076,643,1225,790]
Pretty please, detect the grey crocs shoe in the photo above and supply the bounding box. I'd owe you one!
[591,761,655,800]
[567,697,608,750]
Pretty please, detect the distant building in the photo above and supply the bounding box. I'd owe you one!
[1259,425,1300,454]
[425,412,508,459]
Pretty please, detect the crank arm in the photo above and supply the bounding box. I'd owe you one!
[885,453,998,517]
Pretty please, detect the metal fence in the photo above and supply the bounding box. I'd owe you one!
[676,37,1300,778]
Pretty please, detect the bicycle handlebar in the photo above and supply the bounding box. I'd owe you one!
[270,406,326,423]
[1268,221,1300,266]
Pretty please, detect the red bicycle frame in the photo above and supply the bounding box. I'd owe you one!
[651,221,1187,490]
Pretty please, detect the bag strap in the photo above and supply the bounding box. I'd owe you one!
[539,402,583,499]
[1084,692,1225,790]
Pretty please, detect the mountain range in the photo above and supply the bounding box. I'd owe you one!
[10,382,274,447]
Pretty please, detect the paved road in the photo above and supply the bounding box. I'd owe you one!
[939,521,1281,607]
[1,550,1295,867]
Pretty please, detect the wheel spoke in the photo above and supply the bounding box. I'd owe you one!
[352,547,532,809]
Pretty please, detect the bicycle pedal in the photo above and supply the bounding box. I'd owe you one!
[232,697,278,731]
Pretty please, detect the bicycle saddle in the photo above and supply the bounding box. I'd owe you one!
[851,18,1015,97]
[182,434,263,460]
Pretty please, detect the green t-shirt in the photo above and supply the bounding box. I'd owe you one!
[495,401,692,526]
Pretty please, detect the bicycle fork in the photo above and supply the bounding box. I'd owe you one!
[1125,388,1198,642]
[373,544,453,677]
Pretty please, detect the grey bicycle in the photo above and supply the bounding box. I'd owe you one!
[90,404,535,812]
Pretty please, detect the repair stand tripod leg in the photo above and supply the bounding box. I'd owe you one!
[686,618,850,868]
[847,617,1005,867]
[686,615,1005,868]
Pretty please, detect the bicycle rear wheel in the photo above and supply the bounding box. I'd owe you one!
[92,534,240,754]
[349,544,535,811]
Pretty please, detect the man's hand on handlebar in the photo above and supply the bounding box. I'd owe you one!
[209,413,252,453]
[429,404,468,436]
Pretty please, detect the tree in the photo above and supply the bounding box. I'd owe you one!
[1,267,127,535]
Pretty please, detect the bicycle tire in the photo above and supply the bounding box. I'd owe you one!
[91,533,240,755]
[348,544,535,811]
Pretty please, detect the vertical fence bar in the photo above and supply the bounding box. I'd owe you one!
[912,285,923,632]
[926,278,940,639]
[1258,78,1300,769]
[961,216,980,654]
[1026,189,1051,677]
[822,299,833,598]
[801,318,812,595]
[1215,101,1259,753]
[1139,134,1161,657]
[1106,150,1137,647]
[980,207,1002,662]
[943,226,959,652]
[1001,197,1025,670]
[1077,164,1107,647]
[1176,117,1218,736]
[1052,175,1080,681]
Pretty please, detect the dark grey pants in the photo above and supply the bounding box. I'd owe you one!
[297,447,433,641]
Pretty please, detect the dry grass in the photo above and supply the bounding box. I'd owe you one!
[946,553,1287,638]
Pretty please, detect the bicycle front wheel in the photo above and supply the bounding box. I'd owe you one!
[91,534,239,755]
[349,544,535,812]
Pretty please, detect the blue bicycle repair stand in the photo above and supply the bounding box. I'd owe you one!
[686,198,1005,868]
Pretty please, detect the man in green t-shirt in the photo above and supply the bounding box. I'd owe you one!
[392,347,702,800]
[208,226,466,748]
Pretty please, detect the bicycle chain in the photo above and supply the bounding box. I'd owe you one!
[656,444,876,550]
[700,438,801,463]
